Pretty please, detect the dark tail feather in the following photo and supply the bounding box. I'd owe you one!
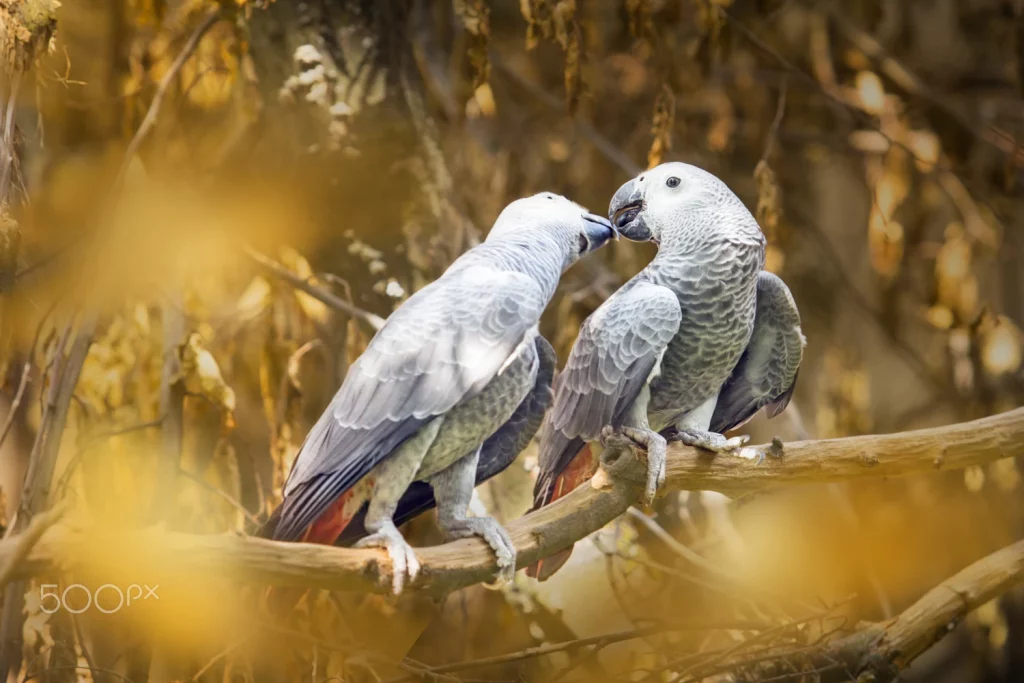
[527,443,598,581]
[262,489,362,613]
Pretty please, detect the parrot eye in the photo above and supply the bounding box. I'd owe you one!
[666,176,681,188]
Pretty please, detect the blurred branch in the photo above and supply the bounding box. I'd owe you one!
[0,359,29,452]
[386,621,770,683]
[0,316,97,680]
[0,408,1020,598]
[828,9,1023,163]
[177,467,261,530]
[719,537,1024,683]
[0,502,65,592]
[243,246,385,330]
[786,202,960,409]
[492,54,642,176]
[720,6,1011,235]
[829,538,1024,680]
[153,297,185,522]
[757,81,787,166]
[116,6,222,191]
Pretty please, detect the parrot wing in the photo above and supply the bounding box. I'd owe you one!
[710,271,805,434]
[534,280,681,508]
[335,335,557,545]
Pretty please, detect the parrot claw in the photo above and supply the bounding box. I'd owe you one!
[671,428,757,460]
[354,522,421,594]
[442,517,517,585]
[600,426,666,506]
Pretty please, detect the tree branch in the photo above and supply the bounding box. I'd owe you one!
[242,245,385,330]
[812,537,1024,682]
[0,408,1019,598]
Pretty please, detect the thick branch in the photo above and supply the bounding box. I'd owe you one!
[661,406,1024,498]
[0,409,1020,597]
[823,538,1024,681]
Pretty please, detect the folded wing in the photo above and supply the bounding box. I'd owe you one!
[534,281,681,507]
[710,271,804,434]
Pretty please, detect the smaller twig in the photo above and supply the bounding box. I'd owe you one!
[758,80,788,167]
[627,507,725,576]
[177,468,261,529]
[115,7,222,191]
[13,245,72,282]
[0,362,30,452]
[69,612,100,683]
[492,54,642,177]
[388,622,768,683]
[190,634,250,681]
[22,665,136,683]
[0,502,65,590]
[243,246,384,330]
[55,417,166,498]
[0,299,61,453]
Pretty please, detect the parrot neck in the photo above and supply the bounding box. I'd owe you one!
[649,205,765,263]
[456,232,565,299]
[644,208,765,286]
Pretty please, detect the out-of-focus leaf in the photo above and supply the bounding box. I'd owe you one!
[277,246,330,325]
[964,465,985,493]
[647,84,675,169]
[980,315,1022,376]
[853,71,886,115]
[908,129,940,172]
[179,332,236,424]
[705,89,735,152]
[236,276,272,322]
[936,223,978,322]
[453,0,491,89]
[519,0,583,113]
[991,458,1020,493]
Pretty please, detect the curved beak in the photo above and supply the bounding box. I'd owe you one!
[580,212,616,253]
[608,178,652,242]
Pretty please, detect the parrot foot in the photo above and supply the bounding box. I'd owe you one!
[354,521,421,594]
[442,517,517,585]
[670,428,763,463]
[599,425,666,506]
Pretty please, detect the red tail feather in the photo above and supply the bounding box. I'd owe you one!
[264,486,368,613]
[527,444,599,580]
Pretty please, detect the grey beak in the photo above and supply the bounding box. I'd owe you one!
[581,213,616,252]
[608,179,652,242]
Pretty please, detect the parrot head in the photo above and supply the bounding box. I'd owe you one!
[487,192,617,270]
[609,161,759,247]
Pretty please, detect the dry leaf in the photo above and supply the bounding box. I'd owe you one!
[647,85,675,169]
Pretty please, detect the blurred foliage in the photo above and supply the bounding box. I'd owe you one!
[0,0,1023,682]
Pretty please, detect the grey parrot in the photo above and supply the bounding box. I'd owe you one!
[335,335,556,546]
[262,193,615,593]
[528,162,805,580]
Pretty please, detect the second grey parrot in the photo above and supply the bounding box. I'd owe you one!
[263,193,615,593]
[528,162,804,579]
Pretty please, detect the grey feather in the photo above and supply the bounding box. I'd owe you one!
[710,271,805,434]
[335,335,557,545]
[534,281,681,505]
